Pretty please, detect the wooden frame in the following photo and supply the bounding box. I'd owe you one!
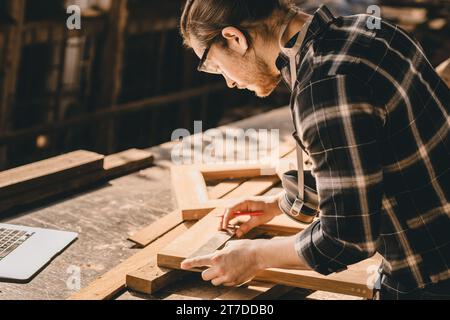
[172,144,298,221]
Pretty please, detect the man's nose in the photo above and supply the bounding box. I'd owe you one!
[223,75,236,89]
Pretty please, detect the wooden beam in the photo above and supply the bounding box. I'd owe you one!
[102,148,154,179]
[0,150,104,199]
[126,263,186,295]
[68,221,194,300]
[0,83,226,145]
[97,0,128,154]
[0,149,153,214]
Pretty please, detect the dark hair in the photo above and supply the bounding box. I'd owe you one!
[180,0,294,49]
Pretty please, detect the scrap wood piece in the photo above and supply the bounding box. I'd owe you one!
[0,150,104,199]
[157,209,381,299]
[68,221,194,300]
[0,149,154,214]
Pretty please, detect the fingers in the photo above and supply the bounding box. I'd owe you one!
[181,253,215,270]
[211,276,235,287]
[202,267,221,281]
[221,198,266,231]
[221,200,248,231]
[235,216,263,238]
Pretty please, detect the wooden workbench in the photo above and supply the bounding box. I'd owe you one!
[0,107,360,300]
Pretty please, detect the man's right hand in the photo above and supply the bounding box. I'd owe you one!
[220,196,283,238]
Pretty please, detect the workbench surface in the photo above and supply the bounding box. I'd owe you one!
[0,107,358,300]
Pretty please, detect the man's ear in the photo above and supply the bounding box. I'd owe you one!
[221,26,248,55]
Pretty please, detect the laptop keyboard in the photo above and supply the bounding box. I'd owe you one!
[0,228,35,261]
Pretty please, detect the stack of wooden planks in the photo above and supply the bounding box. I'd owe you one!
[69,143,381,301]
[0,148,154,215]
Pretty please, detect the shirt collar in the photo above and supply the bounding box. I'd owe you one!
[276,5,336,71]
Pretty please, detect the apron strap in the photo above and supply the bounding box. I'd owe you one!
[278,11,313,210]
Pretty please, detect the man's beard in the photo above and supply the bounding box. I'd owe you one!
[251,55,282,98]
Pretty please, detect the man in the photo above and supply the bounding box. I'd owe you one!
[179,0,450,299]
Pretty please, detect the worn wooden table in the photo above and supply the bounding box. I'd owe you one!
[0,107,359,300]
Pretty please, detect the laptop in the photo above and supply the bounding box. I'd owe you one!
[0,223,78,282]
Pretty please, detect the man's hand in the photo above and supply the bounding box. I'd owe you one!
[220,196,282,238]
[181,239,267,287]
[180,236,310,287]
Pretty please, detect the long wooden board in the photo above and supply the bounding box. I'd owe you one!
[0,149,153,214]
[0,150,104,199]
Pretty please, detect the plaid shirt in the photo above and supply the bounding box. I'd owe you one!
[277,5,450,294]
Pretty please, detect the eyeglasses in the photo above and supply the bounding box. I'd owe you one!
[197,44,221,74]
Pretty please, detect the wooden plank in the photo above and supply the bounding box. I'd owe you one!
[126,262,186,295]
[0,150,104,199]
[103,148,154,179]
[254,214,308,236]
[200,163,278,181]
[128,210,183,248]
[68,221,194,300]
[0,149,153,214]
[171,166,209,210]
[181,176,281,221]
[208,180,243,199]
[254,256,382,299]
[157,210,238,270]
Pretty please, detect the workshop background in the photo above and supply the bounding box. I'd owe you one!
[0,0,449,171]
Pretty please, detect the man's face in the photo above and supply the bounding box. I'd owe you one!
[191,33,281,98]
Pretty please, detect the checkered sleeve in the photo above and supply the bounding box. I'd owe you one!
[293,75,385,275]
